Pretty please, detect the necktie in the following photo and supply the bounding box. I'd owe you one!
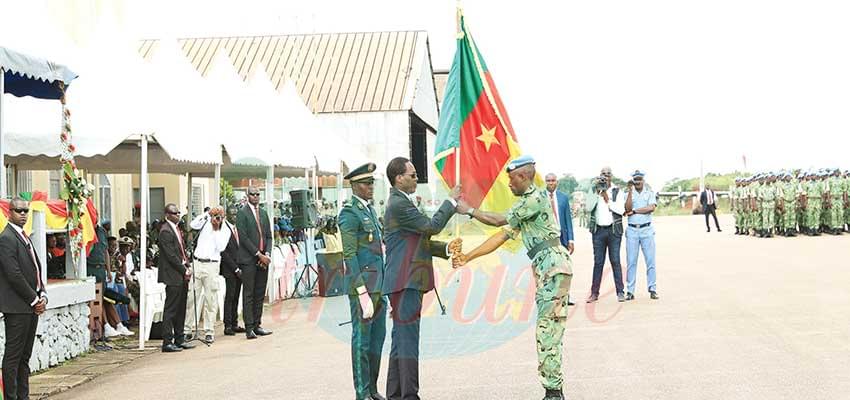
[254,206,264,251]
[21,231,43,291]
[708,190,714,205]
[172,224,187,263]
[549,192,560,229]
[232,225,240,246]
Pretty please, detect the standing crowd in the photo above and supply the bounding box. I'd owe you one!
[731,169,850,237]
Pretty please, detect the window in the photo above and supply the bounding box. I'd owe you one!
[191,184,204,218]
[133,188,166,222]
[98,175,112,227]
[49,170,62,199]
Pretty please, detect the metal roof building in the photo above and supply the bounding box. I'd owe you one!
[138,31,441,188]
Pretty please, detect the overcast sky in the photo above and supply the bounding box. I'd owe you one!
[13,0,850,186]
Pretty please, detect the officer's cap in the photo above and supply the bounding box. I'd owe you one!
[506,155,536,173]
[118,236,135,246]
[344,163,377,183]
[631,169,646,178]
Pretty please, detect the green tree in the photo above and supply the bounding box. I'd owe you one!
[220,179,236,209]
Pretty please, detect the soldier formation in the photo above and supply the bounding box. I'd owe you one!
[731,169,850,237]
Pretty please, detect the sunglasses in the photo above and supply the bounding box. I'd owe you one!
[248,192,260,196]
[166,211,181,215]
[405,173,418,179]
[11,207,29,214]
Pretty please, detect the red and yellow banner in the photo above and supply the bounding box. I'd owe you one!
[0,191,99,254]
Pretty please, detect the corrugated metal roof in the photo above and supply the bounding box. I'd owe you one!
[139,31,426,113]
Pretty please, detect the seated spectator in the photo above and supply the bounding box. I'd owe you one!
[46,233,66,279]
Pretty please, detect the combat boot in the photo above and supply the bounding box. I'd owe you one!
[543,388,564,400]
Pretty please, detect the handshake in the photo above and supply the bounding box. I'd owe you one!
[448,237,469,269]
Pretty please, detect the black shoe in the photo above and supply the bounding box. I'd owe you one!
[706,228,710,232]
[585,294,598,304]
[224,327,236,336]
[176,341,196,350]
[650,291,659,300]
[717,228,722,232]
[205,334,214,343]
[254,327,273,336]
[567,300,575,306]
[233,326,246,333]
[624,292,635,301]
[543,388,564,400]
[371,394,387,400]
[246,330,258,340]
[161,344,182,353]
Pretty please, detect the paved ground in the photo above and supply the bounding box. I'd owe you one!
[51,215,850,399]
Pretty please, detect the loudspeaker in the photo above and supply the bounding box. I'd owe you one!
[316,251,345,297]
[290,190,318,229]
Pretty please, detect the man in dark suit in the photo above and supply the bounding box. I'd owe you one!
[157,203,195,353]
[545,174,576,307]
[220,209,245,336]
[237,186,274,339]
[339,162,387,400]
[700,186,722,232]
[0,197,48,400]
[382,157,460,400]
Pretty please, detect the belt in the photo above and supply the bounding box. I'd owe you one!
[527,238,561,260]
[193,257,220,263]
[596,224,612,229]
[628,222,651,228]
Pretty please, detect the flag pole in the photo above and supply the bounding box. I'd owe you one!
[454,146,461,238]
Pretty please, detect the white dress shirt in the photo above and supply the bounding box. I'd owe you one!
[595,186,626,227]
[189,213,232,261]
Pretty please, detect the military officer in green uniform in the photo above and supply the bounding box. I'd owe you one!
[803,171,823,236]
[827,169,844,235]
[844,170,850,232]
[779,173,799,236]
[750,175,762,236]
[338,163,388,400]
[452,155,573,400]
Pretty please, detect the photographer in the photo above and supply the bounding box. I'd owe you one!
[585,166,626,303]
[184,206,231,343]
[624,170,658,300]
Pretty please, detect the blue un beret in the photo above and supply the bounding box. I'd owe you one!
[506,155,536,172]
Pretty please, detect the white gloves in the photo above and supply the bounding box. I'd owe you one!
[357,286,374,319]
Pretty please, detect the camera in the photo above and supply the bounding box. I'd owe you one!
[593,176,609,192]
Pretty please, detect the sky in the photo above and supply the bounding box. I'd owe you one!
[8,0,850,186]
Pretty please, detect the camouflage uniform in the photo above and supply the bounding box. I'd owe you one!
[828,172,844,233]
[805,175,823,234]
[844,172,850,230]
[760,178,777,237]
[732,182,743,233]
[780,176,798,235]
[749,180,761,234]
[504,185,573,392]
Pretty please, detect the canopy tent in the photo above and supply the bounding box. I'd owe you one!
[0,46,78,198]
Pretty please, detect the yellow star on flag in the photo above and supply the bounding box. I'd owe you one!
[476,124,501,152]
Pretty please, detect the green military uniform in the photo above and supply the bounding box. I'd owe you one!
[338,163,387,400]
[758,177,776,237]
[796,174,807,233]
[804,174,824,234]
[503,180,573,395]
[780,175,799,235]
[827,171,844,234]
[844,171,850,231]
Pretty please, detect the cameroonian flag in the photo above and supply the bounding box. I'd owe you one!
[434,8,526,214]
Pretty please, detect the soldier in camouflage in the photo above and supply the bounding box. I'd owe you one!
[778,173,798,236]
[453,155,573,400]
[827,169,844,235]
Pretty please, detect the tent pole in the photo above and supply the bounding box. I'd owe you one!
[214,164,221,207]
[0,68,5,199]
[186,173,193,215]
[139,134,149,350]
[266,165,274,232]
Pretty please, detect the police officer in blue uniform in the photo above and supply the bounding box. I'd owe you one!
[338,163,387,400]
